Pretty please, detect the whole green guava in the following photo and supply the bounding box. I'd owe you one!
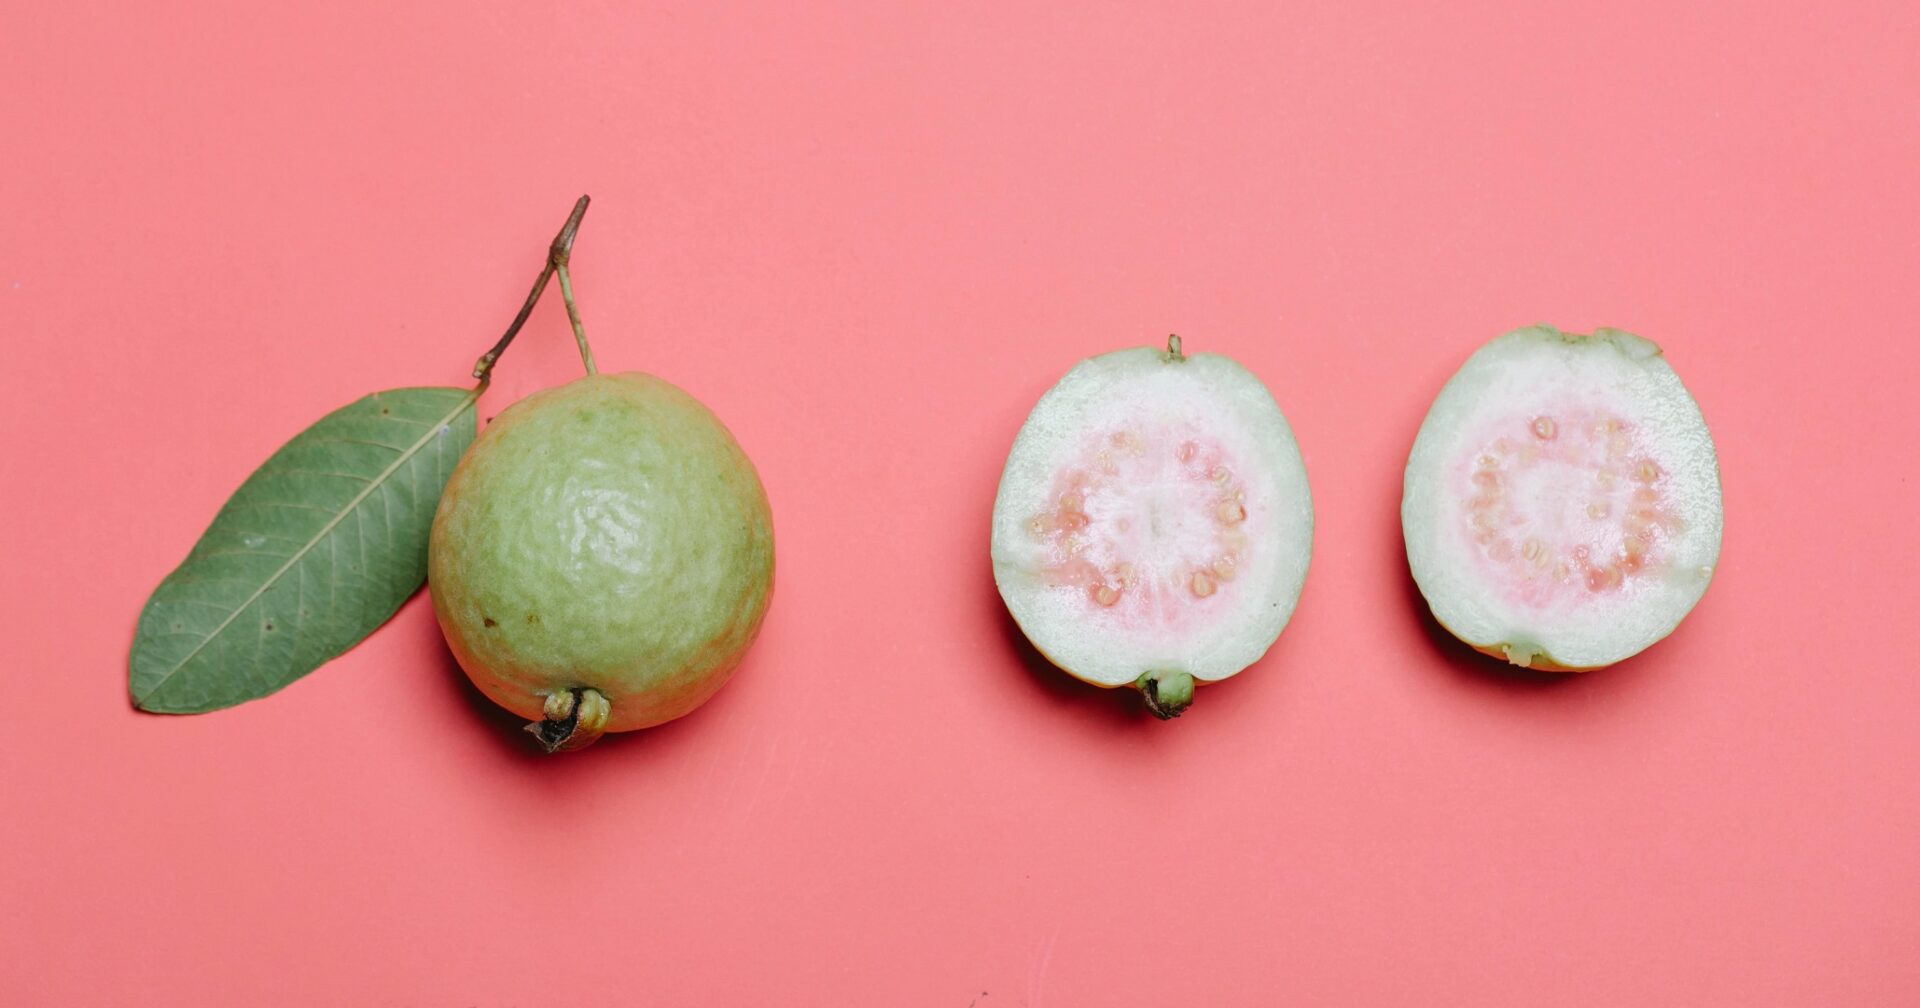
[429,372,774,749]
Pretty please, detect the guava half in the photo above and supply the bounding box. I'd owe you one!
[991,337,1313,718]
[429,372,774,749]
[1401,325,1722,670]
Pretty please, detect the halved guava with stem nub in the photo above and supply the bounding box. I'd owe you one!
[991,336,1313,718]
[1402,325,1722,670]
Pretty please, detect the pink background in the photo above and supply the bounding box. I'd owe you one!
[5,2,1918,1004]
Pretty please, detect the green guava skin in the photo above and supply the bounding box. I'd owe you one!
[429,372,774,733]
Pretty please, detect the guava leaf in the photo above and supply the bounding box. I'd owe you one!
[129,387,479,713]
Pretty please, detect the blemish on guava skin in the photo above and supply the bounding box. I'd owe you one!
[482,617,498,628]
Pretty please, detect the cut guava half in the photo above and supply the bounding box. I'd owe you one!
[1402,325,1722,670]
[991,336,1313,717]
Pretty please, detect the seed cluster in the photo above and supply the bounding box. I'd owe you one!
[1029,431,1250,615]
[1463,412,1677,605]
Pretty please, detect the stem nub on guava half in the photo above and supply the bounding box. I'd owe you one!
[990,336,1314,718]
[1401,325,1722,670]
[429,372,774,750]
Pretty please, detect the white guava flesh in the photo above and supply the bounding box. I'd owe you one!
[1402,325,1722,670]
[991,340,1313,706]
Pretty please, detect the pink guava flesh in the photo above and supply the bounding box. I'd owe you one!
[1027,426,1259,640]
[1455,406,1681,609]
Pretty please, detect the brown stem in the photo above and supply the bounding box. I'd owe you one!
[555,261,597,376]
[470,195,593,381]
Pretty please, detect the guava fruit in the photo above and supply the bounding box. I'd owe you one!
[1401,325,1722,670]
[430,199,774,751]
[430,372,774,749]
[990,336,1314,718]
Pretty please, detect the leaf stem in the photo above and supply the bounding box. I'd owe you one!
[470,195,593,381]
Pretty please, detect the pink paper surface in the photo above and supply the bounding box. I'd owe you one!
[4,3,1917,1003]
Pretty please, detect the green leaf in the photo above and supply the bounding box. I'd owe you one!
[130,387,479,713]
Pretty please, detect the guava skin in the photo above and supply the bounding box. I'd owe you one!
[429,372,774,734]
